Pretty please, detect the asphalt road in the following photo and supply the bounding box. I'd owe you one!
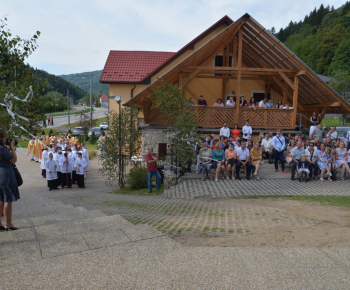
[44,107,108,128]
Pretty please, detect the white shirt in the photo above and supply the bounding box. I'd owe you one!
[60,155,73,173]
[75,157,87,175]
[236,147,250,161]
[41,150,49,170]
[220,127,230,138]
[347,149,350,163]
[226,100,235,107]
[261,138,273,152]
[272,135,285,151]
[347,131,350,141]
[305,148,318,162]
[242,125,252,139]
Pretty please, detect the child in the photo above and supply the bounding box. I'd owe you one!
[326,129,332,138]
[75,152,87,188]
[297,154,311,182]
[45,153,59,191]
[60,152,72,188]
[321,147,333,181]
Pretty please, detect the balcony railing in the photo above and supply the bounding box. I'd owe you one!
[146,106,295,129]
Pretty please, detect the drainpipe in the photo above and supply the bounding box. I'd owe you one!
[130,83,137,157]
[131,84,136,98]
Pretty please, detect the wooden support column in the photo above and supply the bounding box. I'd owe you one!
[222,46,227,99]
[235,28,243,125]
[282,81,287,105]
[179,68,183,93]
[292,76,299,128]
[233,36,237,67]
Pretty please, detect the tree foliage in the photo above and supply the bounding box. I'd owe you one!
[151,81,201,179]
[99,106,141,186]
[0,17,43,137]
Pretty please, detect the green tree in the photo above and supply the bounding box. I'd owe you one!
[99,106,141,187]
[329,38,350,75]
[151,81,201,179]
[0,17,43,138]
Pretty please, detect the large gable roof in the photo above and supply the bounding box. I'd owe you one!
[126,13,350,114]
[100,15,233,84]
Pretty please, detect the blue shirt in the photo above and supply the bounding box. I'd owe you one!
[266,102,274,108]
[212,148,225,161]
[259,100,268,107]
[0,146,14,168]
[272,135,285,151]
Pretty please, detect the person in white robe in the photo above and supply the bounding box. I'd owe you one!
[60,152,73,188]
[81,143,90,171]
[41,148,49,178]
[54,149,64,188]
[75,152,87,188]
[45,153,59,191]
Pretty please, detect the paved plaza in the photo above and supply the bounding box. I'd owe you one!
[1,149,350,288]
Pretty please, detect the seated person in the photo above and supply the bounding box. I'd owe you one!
[236,141,253,180]
[297,154,311,182]
[250,143,262,180]
[197,95,207,106]
[261,133,273,164]
[225,143,236,180]
[226,96,235,107]
[212,141,226,181]
[335,142,350,181]
[213,98,224,107]
[305,142,318,180]
[199,143,213,181]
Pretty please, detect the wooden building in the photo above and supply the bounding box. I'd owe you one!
[101,14,350,150]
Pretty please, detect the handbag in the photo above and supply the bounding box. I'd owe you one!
[12,163,23,187]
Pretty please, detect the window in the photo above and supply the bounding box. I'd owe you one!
[251,91,273,103]
[214,55,233,67]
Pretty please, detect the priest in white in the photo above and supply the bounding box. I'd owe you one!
[81,143,90,171]
[75,152,87,188]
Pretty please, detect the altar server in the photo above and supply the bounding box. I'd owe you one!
[45,153,59,191]
[75,152,87,188]
[81,143,90,171]
[41,147,49,178]
[60,152,72,188]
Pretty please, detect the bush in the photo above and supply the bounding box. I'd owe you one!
[41,130,45,136]
[101,130,105,136]
[48,129,54,136]
[66,129,72,137]
[126,166,148,189]
[89,130,97,144]
[84,130,89,141]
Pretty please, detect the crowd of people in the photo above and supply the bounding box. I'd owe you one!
[196,121,350,182]
[26,133,90,190]
[190,95,292,109]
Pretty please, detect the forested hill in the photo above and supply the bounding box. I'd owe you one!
[58,70,109,96]
[271,2,350,77]
[34,68,87,101]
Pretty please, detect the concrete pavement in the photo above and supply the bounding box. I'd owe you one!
[2,149,350,289]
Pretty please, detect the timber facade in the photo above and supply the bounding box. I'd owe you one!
[102,14,350,131]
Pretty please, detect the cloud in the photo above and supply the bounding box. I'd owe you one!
[3,0,346,75]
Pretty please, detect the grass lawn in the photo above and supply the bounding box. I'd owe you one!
[62,117,108,128]
[113,184,164,196]
[322,118,341,128]
[232,195,350,209]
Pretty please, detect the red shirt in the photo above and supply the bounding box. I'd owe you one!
[145,153,158,172]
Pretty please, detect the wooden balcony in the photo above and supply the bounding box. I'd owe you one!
[145,106,296,129]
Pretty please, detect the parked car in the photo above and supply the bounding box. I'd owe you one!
[88,127,101,138]
[73,126,85,137]
[100,122,109,130]
[330,126,350,139]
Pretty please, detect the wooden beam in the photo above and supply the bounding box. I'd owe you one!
[184,66,296,73]
[278,71,295,90]
[233,36,237,67]
[295,70,306,77]
[196,74,270,80]
[178,70,183,91]
[235,28,243,125]
[283,81,287,105]
[181,69,200,88]
[318,107,327,122]
[292,76,299,127]
[303,102,340,108]
[264,83,272,99]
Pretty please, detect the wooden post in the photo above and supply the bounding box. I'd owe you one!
[233,36,237,67]
[222,47,226,100]
[282,81,287,105]
[292,76,299,128]
[235,28,243,125]
[179,68,183,93]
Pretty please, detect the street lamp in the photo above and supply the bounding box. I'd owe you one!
[114,96,123,187]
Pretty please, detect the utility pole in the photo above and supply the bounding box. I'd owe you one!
[54,92,56,113]
[90,74,93,129]
[67,89,71,131]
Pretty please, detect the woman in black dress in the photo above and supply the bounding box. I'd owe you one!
[0,129,19,231]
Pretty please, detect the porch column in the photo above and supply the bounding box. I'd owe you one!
[292,76,299,128]
[234,28,243,125]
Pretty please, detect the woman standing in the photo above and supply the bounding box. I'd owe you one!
[232,124,240,142]
[212,141,225,181]
[335,142,350,181]
[225,143,236,180]
[213,98,224,107]
[248,97,257,108]
[0,129,19,231]
[250,143,262,180]
[189,98,196,106]
[276,100,283,109]
[309,112,319,139]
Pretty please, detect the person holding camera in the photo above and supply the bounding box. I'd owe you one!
[0,129,19,231]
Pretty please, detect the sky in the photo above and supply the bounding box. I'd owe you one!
[2,0,346,76]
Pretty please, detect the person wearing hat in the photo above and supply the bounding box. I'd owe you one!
[145,147,161,193]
